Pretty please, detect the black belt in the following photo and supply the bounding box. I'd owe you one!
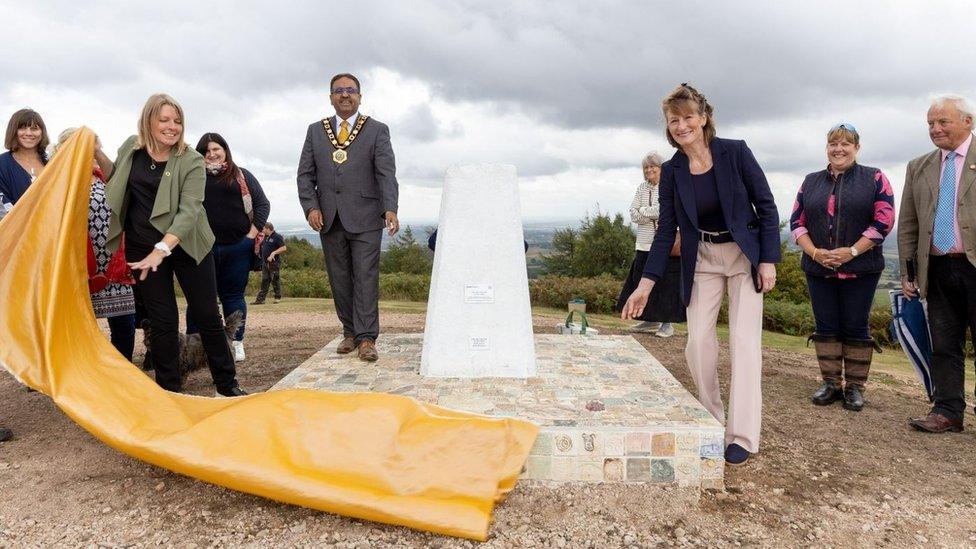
[699,230,734,244]
[932,252,967,259]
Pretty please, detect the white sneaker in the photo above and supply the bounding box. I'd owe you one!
[630,321,661,333]
[232,340,245,362]
[655,323,675,338]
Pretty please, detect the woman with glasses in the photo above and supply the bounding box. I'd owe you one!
[621,84,781,466]
[789,123,894,412]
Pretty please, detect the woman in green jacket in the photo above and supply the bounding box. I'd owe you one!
[103,94,246,397]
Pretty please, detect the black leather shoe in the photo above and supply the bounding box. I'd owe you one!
[811,381,843,406]
[843,385,864,411]
[0,427,12,442]
[216,387,249,397]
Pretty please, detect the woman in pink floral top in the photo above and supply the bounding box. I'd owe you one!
[789,123,895,412]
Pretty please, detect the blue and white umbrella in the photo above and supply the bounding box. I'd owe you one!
[889,290,934,401]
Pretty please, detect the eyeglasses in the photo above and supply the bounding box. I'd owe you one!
[829,122,859,135]
[331,87,360,95]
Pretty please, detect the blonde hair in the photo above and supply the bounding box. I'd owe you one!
[827,126,860,146]
[49,127,79,158]
[661,83,716,149]
[137,93,187,155]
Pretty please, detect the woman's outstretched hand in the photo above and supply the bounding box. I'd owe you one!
[621,278,656,319]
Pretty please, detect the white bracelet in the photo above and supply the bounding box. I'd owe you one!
[153,242,172,256]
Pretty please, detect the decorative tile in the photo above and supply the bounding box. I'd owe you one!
[551,457,575,481]
[625,432,651,456]
[530,433,553,456]
[273,334,725,488]
[604,433,625,457]
[577,458,603,482]
[579,432,602,456]
[522,456,551,480]
[651,459,675,483]
[675,432,700,456]
[626,458,651,481]
[652,433,676,456]
[603,458,625,482]
[552,433,577,456]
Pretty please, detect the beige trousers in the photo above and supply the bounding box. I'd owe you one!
[685,241,764,453]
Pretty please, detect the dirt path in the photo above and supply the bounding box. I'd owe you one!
[1,307,975,547]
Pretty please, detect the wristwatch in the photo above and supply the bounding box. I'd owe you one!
[849,246,859,257]
[154,241,172,256]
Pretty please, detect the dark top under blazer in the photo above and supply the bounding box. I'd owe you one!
[642,138,782,306]
[296,116,399,234]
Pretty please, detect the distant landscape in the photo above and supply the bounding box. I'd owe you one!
[277,221,905,286]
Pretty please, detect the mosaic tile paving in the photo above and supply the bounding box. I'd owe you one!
[272,334,724,489]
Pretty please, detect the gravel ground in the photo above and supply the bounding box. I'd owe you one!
[1,306,975,548]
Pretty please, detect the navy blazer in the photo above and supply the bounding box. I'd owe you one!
[642,138,781,305]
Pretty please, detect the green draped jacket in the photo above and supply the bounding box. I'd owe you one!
[105,136,214,264]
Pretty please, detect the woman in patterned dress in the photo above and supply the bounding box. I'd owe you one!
[53,128,137,360]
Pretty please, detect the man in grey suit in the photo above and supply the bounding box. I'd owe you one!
[899,94,976,433]
[297,73,399,362]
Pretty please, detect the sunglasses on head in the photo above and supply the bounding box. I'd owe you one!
[829,122,859,135]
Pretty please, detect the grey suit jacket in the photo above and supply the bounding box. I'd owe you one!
[296,115,398,234]
[898,135,976,297]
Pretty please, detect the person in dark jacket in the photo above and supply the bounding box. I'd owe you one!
[790,123,895,412]
[621,84,781,466]
[253,222,286,304]
[185,133,270,363]
[0,108,49,206]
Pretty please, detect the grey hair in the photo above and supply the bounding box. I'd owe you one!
[641,151,664,168]
[49,127,79,158]
[930,93,976,121]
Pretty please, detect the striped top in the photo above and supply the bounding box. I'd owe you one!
[629,181,660,251]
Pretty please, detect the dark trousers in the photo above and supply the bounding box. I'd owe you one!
[805,273,881,340]
[320,215,381,343]
[186,236,253,341]
[926,255,976,422]
[126,245,238,393]
[256,260,282,301]
[107,313,137,361]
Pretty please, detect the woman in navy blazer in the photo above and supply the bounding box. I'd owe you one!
[622,84,781,465]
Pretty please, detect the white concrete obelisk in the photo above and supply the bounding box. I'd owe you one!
[421,164,537,378]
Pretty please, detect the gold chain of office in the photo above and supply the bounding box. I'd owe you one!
[322,116,370,164]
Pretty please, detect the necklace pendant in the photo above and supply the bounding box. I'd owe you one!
[332,149,348,164]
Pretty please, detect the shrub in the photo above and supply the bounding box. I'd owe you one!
[379,273,430,301]
[528,274,621,314]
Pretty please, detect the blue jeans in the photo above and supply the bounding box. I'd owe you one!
[805,273,881,340]
[187,236,254,341]
[107,313,136,361]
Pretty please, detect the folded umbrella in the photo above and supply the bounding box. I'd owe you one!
[888,289,934,401]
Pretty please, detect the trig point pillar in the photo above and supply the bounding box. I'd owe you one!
[420,164,537,378]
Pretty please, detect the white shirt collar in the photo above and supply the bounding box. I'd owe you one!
[334,112,359,130]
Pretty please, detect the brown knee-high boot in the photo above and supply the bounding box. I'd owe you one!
[842,338,876,411]
[810,334,844,406]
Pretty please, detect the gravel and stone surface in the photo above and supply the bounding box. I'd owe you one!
[1,306,975,547]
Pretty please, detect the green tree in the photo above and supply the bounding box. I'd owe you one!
[541,227,577,276]
[541,210,634,278]
[380,226,433,274]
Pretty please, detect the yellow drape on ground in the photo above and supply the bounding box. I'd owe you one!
[0,128,538,541]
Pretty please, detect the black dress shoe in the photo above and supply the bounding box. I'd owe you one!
[216,387,249,397]
[811,381,843,406]
[725,443,750,466]
[0,427,12,442]
[843,385,864,411]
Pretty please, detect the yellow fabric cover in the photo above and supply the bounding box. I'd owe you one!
[0,128,538,541]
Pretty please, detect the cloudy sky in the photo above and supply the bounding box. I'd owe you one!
[3,1,974,228]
